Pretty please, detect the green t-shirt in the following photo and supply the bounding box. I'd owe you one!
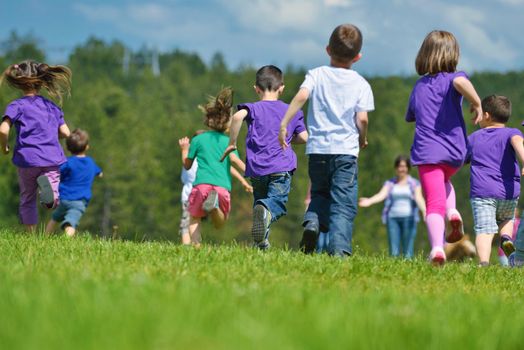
[187,131,239,191]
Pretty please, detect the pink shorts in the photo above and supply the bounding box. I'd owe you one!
[188,184,231,218]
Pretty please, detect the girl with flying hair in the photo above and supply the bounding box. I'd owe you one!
[0,60,72,232]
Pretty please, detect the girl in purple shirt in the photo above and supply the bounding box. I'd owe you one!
[405,31,482,265]
[0,60,72,232]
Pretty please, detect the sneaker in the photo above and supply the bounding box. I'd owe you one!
[508,252,524,267]
[300,221,319,254]
[429,247,446,266]
[255,239,271,251]
[37,175,54,207]
[478,261,490,267]
[202,190,219,212]
[446,212,464,243]
[252,204,271,245]
[500,234,516,257]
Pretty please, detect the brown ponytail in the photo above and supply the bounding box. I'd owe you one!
[199,87,233,132]
[1,60,72,105]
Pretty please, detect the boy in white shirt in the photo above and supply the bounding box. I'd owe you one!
[279,24,374,257]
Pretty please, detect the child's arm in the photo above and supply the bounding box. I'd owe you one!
[510,135,524,176]
[414,185,426,218]
[279,88,309,149]
[220,109,248,162]
[178,137,194,170]
[291,131,308,144]
[358,184,389,207]
[453,76,482,124]
[230,166,253,193]
[229,151,246,173]
[356,111,369,149]
[0,119,11,154]
[59,124,71,139]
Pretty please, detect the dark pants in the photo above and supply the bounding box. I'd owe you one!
[304,154,358,257]
[251,172,292,239]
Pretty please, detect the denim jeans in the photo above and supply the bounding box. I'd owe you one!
[251,172,292,239]
[386,216,417,258]
[515,212,524,260]
[304,154,358,257]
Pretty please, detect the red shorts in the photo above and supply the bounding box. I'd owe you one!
[188,184,231,218]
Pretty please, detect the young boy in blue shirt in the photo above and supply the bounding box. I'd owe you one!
[45,129,102,236]
[279,24,374,257]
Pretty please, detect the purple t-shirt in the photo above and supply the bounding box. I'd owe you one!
[238,100,306,177]
[405,71,468,168]
[3,96,66,167]
[468,127,522,199]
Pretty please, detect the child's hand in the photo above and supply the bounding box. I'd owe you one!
[279,127,289,150]
[2,145,9,155]
[471,105,483,125]
[359,136,368,149]
[220,145,237,162]
[178,137,190,151]
[243,182,253,193]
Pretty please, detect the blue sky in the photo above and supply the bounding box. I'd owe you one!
[1,0,523,76]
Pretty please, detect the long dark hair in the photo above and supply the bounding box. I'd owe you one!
[1,60,72,105]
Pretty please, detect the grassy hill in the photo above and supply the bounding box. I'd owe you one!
[1,231,523,349]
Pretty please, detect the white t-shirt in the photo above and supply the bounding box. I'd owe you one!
[180,160,198,202]
[300,65,374,156]
[388,184,413,218]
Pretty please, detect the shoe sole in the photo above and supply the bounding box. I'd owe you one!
[300,229,318,254]
[37,175,54,207]
[431,254,446,266]
[202,191,218,212]
[446,216,463,243]
[501,240,516,257]
[251,205,267,244]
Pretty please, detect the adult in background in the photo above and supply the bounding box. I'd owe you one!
[359,155,426,258]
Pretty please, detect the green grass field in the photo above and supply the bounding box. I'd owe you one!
[1,230,524,350]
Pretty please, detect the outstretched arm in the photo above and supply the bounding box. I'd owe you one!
[230,166,253,193]
[511,135,524,176]
[221,109,248,162]
[0,119,11,154]
[178,137,194,170]
[356,111,369,149]
[229,152,246,173]
[453,76,482,124]
[358,184,389,207]
[279,88,309,149]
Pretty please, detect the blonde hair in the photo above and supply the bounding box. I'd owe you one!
[199,87,233,132]
[415,30,459,75]
[1,60,72,105]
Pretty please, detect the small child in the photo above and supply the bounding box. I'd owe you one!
[45,129,102,236]
[467,95,524,266]
[0,60,72,231]
[180,88,248,247]
[279,24,374,257]
[221,65,307,249]
[405,30,483,265]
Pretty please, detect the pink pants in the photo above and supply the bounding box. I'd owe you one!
[418,164,460,249]
[18,166,60,225]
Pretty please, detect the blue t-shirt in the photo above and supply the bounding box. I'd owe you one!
[59,156,102,202]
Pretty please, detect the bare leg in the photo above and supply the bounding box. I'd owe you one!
[45,220,58,235]
[209,208,226,229]
[476,233,495,263]
[25,224,36,233]
[64,225,76,237]
[499,219,514,238]
[189,217,202,248]
[181,232,191,245]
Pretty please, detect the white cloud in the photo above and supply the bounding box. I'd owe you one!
[324,0,353,7]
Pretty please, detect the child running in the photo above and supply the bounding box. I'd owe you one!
[467,95,524,266]
[0,60,72,231]
[220,65,307,249]
[279,24,374,257]
[405,30,483,265]
[45,129,103,236]
[180,88,248,247]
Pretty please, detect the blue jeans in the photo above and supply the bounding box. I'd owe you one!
[51,199,87,228]
[304,154,358,257]
[386,216,417,258]
[515,212,524,261]
[251,172,292,238]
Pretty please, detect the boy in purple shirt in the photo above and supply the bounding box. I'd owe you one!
[221,65,308,249]
[467,95,524,266]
